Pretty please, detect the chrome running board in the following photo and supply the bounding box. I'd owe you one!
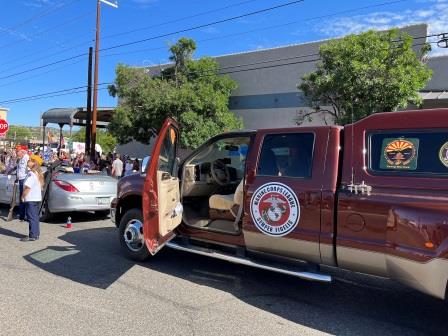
[166,241,332,283]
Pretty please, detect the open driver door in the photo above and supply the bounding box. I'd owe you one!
[143,118,183,255]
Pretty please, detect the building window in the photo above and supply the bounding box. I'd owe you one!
[368,130,448,177]
[257,133,314,178]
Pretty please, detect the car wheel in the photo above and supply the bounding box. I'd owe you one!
[39,200,53,222]
[119,208,150,261]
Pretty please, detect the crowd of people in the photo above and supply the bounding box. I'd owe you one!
[0,148,141,179]
[0,146,142,243]
[70,152,140,178]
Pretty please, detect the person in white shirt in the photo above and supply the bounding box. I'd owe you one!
[16,149,29,221]
[111,154,124,179]
[20,155,44,242]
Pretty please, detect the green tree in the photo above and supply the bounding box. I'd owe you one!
[108,37,243,149]
[169,37,196,86]
[71,128,117,153]
[297,29,432,125]
[8,125,32,140]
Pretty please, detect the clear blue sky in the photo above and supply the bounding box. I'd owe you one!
[0,0,446,126]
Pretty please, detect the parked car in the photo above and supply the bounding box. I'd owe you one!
[112,109,448,301]
[0,168,117,220]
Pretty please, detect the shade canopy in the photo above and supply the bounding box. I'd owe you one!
[41,107,115,127]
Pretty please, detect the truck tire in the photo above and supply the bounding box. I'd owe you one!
[119,208,150,261]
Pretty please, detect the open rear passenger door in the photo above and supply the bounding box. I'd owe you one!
[143,118,182,255]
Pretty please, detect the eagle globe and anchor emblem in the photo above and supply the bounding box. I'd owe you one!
[250,182,300,237]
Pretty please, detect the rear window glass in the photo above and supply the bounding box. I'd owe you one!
[257,133,314,178]
[368,130,448,177]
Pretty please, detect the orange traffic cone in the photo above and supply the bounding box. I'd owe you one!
[66,216,72,229]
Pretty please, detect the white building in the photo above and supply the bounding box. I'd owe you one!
[147,23,446,130]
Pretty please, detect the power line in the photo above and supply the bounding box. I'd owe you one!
[0,36,94,74]
[219,36,441,72]
[0,88,110,105]
[0,0,437,93]
[0,0,81,36]
[0,53,88,80]
[0,58,86,89]
[5,0,408,69]
[0,83,111,104]
[0,12,92,50]
[123,33,439,75]
[101,0,306,52]
[0,0,263,72]
[0,0,412,79]
[101,0,415,60]
[101,0,260,41]
[81,0,414,58]
[1,37,440,105]
[0,1,260,71]
[0,0,304,79]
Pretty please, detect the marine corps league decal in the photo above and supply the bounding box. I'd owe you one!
[250,182,300,237]
[440,141,448,168]
[380,138,419,170]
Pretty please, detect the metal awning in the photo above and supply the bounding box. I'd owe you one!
[420,91,448,100]
[41,107,115,127]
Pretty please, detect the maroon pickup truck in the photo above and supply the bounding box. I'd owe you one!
[111,108,448,300]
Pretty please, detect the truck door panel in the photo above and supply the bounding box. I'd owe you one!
[337,111,448,298]
[157,171,182,236]
[243,128,336,264]
[143,119,181,255]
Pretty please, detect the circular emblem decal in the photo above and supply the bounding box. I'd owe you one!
[250,182,300,237]
[439,141,448,168]
[384,139,416,167]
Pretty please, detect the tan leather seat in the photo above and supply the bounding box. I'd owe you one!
[209,179,244,211]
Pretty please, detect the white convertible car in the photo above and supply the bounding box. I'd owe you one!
[0,168,117,221]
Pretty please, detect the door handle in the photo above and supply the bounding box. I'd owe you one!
[161,172,171,180]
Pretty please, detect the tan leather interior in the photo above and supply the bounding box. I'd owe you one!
[157,171,182,236]
[182,164,219,197]
[209,193,234,210]
[209,179,244,210]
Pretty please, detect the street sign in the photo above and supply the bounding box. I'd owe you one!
[0,119,9,136]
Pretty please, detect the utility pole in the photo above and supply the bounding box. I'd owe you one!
[91,0,118,158]
[85,47,93,155]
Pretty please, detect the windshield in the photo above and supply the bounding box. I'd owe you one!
[190,137,250,173]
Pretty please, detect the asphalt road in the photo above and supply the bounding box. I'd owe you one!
[0,209,447,336]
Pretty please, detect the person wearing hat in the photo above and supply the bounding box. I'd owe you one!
[20,155,44,242]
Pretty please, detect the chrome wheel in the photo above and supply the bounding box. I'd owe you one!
[123,219,144,252]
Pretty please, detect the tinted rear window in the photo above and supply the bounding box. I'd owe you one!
[368,130,448,177]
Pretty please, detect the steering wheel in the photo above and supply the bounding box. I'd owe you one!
[210,159,231,186]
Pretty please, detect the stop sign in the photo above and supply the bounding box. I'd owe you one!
[0,119,9,136]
